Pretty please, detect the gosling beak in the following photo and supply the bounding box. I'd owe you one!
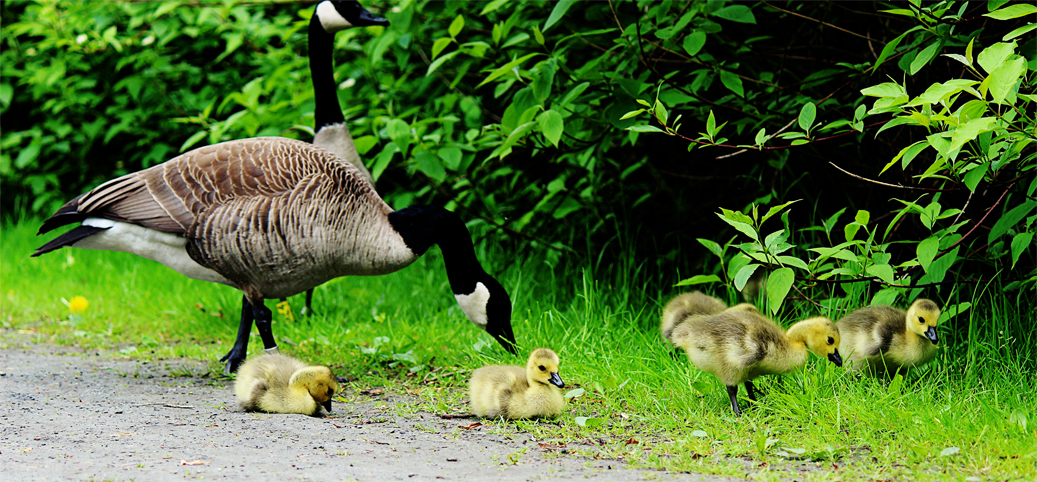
[925,325,938,344]
[356,8,390,27]
[828,350,843,367]
[322,399,333,413]
[549,372,564,388]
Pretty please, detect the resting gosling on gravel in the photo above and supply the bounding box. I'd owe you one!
[660,291,728,343]
[836,298,941,376]
[235,353,339,416]
[667,296,843,415]
[469,348,565,420]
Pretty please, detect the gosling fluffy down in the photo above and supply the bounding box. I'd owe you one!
[234,353,339,416]
[836,298,941,376]
[660,291,728,343]
[469,348,565,420]
[667,293,843,415]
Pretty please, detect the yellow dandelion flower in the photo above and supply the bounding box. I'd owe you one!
[68,296,89,314]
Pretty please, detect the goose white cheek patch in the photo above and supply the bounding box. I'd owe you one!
[455,282,490,329]
[317,1,353,32]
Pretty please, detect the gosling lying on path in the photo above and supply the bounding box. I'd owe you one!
[666,293,843,415]
[235,353,339,416]
[836,298,941,376]
[469,348,565,420]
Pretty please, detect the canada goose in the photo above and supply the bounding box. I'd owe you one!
[32,137,517,374]
[285,0,388,316]
[469,348,565,420]
[836,299,941,376]
[660,291,728,343]
[235,353,339,416]
[667,298,842,415]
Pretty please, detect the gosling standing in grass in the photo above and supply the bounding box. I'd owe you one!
[469,348,565,420]
[235,353,339,416]
[836,299,941,376]
[660,291,728,343]
[665,293,843,415]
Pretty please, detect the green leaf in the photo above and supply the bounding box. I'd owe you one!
[866,263,895,284]
[532,25,545,45]
[1003,23,1037,41]
[448,15,464,38]
[180,130,207,153]
[777,256,809,270]
[988,200,1037,243]
[619,109,645,121]
[910,41,941,75]
[713,5,756,24]
[626,125,664,133]
[988,57,1026,105]
[861,81,907,98]
[734,264,761,291]
[883,140,930,174]
[963,163,989,191]
[873,27,921,73]
[543,0,576,32]
[855,210,870,225]
[415,151,446,182]
[761,200,799,225]
[984,3,1037,20]
[719,70,744,97]
[682,31,706,56]
[564,388,585,399]
[574,416,605,427]
[476,53,541,88]
[766,268,794,314]
[940,447,960,457]
[537,109,564,147]
[716,210,759,241]
[531,60,557,103]
[706,110,717,136]
[871,288,900,306]
[938,302,972,324]
[798,102,816,133]
[697,238,724,258]
[675,274,722,287]
[426,50,459,76]
[431,37,453,59]
[437,146,463,170]
[917,236,939,273]
[1010,232,1033,269]
[977,41,1017,74]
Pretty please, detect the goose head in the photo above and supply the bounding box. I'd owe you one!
[315,0,390,34]
[906,299,941,345]
[526,348,564,388]
[290,365,340,413]
[387,205,517,354]
[787,316,843,366]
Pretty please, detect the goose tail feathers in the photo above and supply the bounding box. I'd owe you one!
[32,225,108,257]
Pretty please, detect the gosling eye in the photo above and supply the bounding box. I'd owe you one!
[326,388,333,397]
[918,316,925,323]
[538,365,546,371]
[827,336,834,345]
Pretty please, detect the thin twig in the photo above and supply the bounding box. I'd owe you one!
[762,2,879,41]
[438,413,476,419]
[131,403,194,409]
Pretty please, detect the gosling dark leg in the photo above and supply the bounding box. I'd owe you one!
[252,299,278,352]
[303,288,314,316]
[221,296,255,375]
[744,381,757,402]
[727,385,742,416]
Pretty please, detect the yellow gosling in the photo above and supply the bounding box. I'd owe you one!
[469,348,565,420]
[660,291,728,343]
[234,353,339,416]
[836,298,941,376]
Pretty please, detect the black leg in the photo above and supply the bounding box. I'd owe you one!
[727,385,742,416]
[252,299,278,352]
[221,296,255,375]
[744,381,757,402]
[303,289,314,316]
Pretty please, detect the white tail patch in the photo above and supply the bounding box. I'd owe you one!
[455,282,490,329]
[74,218,233,286]
[316,1,353,32]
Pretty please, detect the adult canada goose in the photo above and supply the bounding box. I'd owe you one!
[469,348,565,420]
[666,293,843,416]
[235,353,339,416]
[32,137,517,373]
[836,299,941,376]
[286,0,387,316]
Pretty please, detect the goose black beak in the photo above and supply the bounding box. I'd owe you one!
[322,399,333,413]
[925,325,938,344]
[356,9,390,27]
[549,372,564,388]
[828,350,843,367]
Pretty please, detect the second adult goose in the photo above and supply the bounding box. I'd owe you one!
[286,0,388,316]
[32,137,517,373]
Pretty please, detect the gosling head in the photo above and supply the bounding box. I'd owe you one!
[788,316,843,366]
[906,299,941,345]
[314,0,390,34]
[290,366,340,413]
[526,348,564,388]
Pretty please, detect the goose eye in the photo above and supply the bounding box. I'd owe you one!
[827,336,834,345]
[918,316,925,323]
[538,365,546,371]
[326,388,333,397]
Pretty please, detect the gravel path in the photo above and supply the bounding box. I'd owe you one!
[0,344,732,481]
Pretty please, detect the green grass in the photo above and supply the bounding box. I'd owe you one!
[2,218,1035,481]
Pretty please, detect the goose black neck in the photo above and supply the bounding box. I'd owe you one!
[309,15,345,132]
[387,205,485,295]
